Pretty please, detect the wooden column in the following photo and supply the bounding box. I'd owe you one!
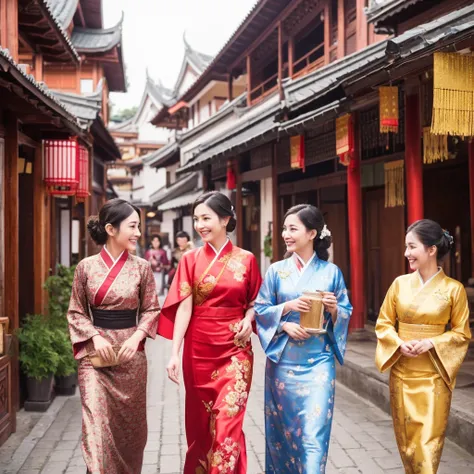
[278,22,283,100]
[33,145,47,314]
[272,144,280,262]
[337,0,345,59]
[235,161,243,247]
[4,113,19,416]
[347,114,365,331]
[324,2,331,65]
[356,0,368,51]
[288,36,294,78]
[405,92,423,225]
[5,0,18,62]
[227,73,233,102]
[34,54,43,82]
[140,207,146,250]
[468,140,474,277]
[246,55,252,106]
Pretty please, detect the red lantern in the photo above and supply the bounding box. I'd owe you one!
[76,145,90,200]
[44,139,80,195]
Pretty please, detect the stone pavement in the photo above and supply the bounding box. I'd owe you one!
[1,336,474,474]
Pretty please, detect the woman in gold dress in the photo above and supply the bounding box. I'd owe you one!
[375,219,471,473]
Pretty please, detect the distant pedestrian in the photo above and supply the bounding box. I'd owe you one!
[67,198,160,474]
[255,204,352,473]
[145,234,169,296]
[167,231,195,287]
[375,219,471,473]
[158,191,262,474]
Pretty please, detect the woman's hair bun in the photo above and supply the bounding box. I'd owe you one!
[87,216,108,245]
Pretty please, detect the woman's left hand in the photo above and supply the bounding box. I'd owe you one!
[412,338,434,355]
[235,317,253,343]
[322,292,338,316]
[117,332,143,363]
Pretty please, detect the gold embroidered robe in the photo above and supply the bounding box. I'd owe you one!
[375,270,471,473]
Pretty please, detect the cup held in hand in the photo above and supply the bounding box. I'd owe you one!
[300,290,327,334]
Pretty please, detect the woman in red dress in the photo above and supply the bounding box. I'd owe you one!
[159,191,262,474]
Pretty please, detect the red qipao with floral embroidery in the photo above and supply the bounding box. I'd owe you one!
[159,240,262,474]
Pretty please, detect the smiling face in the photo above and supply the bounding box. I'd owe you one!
[106,210,141,252]
[405,230,437,271]
[282,213,317,254]
[193,203,229,244]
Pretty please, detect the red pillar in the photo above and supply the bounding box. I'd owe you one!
[405,93,423,225]
[348,115,365,331]
[469,140,474,278]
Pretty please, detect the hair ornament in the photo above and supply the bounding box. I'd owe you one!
[443,229,454,247]
[320,224,331,240]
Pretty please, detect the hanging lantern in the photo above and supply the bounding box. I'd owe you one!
[43,139,80,195]
[226,160,236,190]
[423,127,449,164]
[384,160,405,208]
[431,52,474,137]
[336,114,354,166]
[379,86,399,134]
[76,145,90,200]
[290,135,305,171]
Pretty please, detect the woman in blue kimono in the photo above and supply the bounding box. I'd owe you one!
[255,204,352,473]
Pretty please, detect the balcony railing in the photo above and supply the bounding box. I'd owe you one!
[292,42,325,79]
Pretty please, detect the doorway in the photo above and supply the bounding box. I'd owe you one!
[242,181,261,260]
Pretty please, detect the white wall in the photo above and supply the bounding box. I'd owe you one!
[160,210,177,245]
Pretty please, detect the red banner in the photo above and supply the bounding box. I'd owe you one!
[290,135,305,171]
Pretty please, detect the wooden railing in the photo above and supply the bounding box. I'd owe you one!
[292,42,325,79]
[250,72,279,103]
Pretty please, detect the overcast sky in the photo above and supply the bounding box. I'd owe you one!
[103,0,257,111]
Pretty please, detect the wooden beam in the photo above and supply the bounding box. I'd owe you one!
[34,53,43,82]
[227,73,233,102]
[278,22,283,100]
[337,0,345,59]
[272,143,279,262]
[0,2,7,47]
[324,2,331,65]
[288,35,294,78]
[356,0,368,50]
[4,112,19,417]
[246,55,252,106]
[6,0,19,62]
[33,145,47,314]
[76,2,86,28]
[18,132,39,148]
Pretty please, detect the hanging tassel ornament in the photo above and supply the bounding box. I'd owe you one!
[431,52,474,137]
[226,160,236,190]
[384,160,405,208]
[336,114,354,166]
[423,127,449,164]
[379,86,399,134]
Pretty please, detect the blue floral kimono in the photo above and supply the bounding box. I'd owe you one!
[255,254,352,473]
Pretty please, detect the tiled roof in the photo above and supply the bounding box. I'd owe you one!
[51,89,102,125]
[183,34,213,74]
[48,0,79,28]
[143,140,179,168]
[71,14,123,53]
[0,47,82,131]
[365,0,425,25]
[149,172,199,206]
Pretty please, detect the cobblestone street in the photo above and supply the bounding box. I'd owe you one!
[1,336,474,474]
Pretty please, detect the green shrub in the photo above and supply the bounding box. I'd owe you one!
[53,329,77,377]
[17,314,59,380]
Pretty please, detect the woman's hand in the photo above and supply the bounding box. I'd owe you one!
[322,292,337,316]
[166,354,180,384]
[282,322,310,341]
[412,339,434,355]
[400,340,419,358]
[235,316,253,343]
[92,335,115,364]
[283,297,312,314]
[117,331,143,364]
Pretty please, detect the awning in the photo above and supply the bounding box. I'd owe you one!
[149,172,199,206]
[178,113,279,174]
[158,190,202,211]
[143,140,179,168]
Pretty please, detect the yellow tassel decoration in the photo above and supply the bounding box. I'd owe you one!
[431,52,474,137]
[423,127,449,164]
[384,160,405,208]
[379,86,399,134]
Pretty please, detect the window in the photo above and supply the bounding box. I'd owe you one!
[80,79,94,94]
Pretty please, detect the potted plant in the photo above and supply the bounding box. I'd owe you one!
[17,314,59,411]
[44,265,78,394]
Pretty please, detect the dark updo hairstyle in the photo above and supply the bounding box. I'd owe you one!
[406,219,453,262]
[87,198,140,246]
[284,204,331,261]
[192,191,236,233]
[176,231,190,241]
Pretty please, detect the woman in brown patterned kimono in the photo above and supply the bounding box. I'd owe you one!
[67,199,160,474]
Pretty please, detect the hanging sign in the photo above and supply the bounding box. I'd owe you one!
[290,135,305,171]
